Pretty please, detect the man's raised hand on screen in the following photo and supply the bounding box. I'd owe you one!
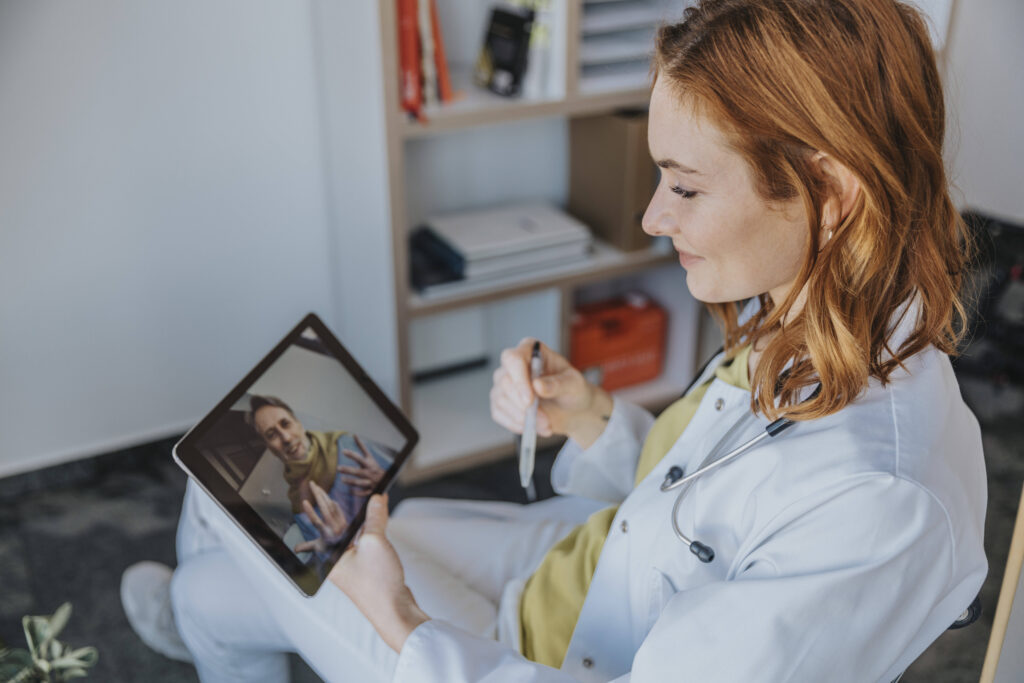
[338,435,386,497]
[294,480,348,554]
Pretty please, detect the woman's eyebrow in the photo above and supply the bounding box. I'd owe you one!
[656,158,702,175]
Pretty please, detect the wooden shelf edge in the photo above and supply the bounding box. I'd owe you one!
[408,244,676,317]
[401,87,650,140]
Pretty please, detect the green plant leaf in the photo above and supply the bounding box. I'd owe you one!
[64,647,97,667]
[0,647,36,680]
[21,616,46,659]
[45,605,71,644]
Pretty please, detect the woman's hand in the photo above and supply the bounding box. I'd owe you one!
[328,494,429,652]
[490,338,614,449]
[338,435,386,497]
[294,480,348,553]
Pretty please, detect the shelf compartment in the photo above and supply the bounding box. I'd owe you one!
[409,363,515,473]
[408,239,676,317]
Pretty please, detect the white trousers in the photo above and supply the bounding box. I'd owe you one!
[170,481,603,682]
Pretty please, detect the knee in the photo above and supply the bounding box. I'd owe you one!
[170,556,211,642]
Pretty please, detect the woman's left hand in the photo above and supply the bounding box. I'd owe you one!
[328,494,430,652]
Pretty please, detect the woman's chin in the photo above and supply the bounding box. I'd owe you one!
[683,273,744,305]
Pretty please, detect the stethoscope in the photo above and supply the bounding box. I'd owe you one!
[658,347,821,564]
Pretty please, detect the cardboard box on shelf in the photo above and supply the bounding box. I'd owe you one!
[568,111,657,252]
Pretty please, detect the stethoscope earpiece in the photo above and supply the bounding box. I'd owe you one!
[689,541,715,563]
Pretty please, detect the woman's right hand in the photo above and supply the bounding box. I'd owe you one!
[490,338,613,449]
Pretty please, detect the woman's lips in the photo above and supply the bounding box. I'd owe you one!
[677,250,703,268]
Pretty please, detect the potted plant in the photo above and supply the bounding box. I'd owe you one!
[0,603,98,682]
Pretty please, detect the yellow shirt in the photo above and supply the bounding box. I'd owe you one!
[282,430,346,514]
[520,345,752,667]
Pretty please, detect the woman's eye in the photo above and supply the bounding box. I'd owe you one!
[671,185,697,199]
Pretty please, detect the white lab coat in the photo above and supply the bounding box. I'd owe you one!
[393,329,987,681]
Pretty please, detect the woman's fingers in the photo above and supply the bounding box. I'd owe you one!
[490,397,525,434]
[363,494,389,537]
[491,372,530,414]
[500,342,535,402]
[535,410,553,437]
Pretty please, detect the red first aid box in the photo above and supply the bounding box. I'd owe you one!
[569,293,668,391]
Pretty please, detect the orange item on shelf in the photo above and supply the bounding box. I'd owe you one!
[429,0,453,103]
[397,0,423,119]
[569,293,668,391]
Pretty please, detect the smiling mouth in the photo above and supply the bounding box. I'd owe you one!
[677,249,703,267]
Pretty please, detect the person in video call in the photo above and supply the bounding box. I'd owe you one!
[246,394,393,555]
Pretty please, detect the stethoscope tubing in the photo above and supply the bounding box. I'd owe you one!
[660,428,777,493]
[661,345,822,562]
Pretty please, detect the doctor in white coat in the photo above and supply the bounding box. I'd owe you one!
[326,0,987,681]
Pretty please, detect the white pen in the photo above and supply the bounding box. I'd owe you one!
[519,341,542,494]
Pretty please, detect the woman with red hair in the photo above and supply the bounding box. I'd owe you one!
[330,1,986,681]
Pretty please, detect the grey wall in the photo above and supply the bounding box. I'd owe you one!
[0,1,340,476]
[943,0,1024,223]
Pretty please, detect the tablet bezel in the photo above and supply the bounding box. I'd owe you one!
[172,312,418,596]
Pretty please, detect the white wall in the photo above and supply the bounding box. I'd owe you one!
[943,0,1024,223]
[0,1,387,477]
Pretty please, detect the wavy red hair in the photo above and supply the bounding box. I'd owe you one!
[653,0,972,420]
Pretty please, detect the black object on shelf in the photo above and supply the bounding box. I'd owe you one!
[409,226,463,292]
[475,5,535,97]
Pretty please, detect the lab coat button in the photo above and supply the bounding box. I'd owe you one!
[582,657,594,669]
[714,398,725,411]
[620,520,629,533]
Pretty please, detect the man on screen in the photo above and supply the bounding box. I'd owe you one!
[246,394,392,555]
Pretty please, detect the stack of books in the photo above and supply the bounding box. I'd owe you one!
[410,203,594,294]
[398,0,454,121]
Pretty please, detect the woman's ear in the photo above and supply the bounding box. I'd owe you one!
[811,151,862,236]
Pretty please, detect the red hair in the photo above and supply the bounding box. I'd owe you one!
[654,0,972,420]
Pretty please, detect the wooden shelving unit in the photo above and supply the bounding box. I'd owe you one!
[373,0,700,482]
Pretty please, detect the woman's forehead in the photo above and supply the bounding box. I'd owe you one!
[648,80,744,184]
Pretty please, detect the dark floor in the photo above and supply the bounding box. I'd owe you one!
[0,373,1021,682]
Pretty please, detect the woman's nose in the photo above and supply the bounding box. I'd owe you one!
[641,196,674,237]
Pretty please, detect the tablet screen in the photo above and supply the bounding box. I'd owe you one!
[173,313,417,596]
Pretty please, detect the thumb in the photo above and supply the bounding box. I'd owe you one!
[363,493,389,536]
[533,369,575,398]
